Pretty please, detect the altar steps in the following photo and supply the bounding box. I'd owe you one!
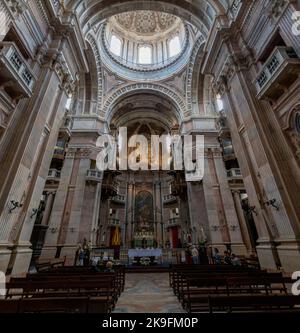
[125,265,170,273]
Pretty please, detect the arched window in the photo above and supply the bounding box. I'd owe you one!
[138,45,152,64]
[168,35,181,57]
[216,94,224,112]
[65,97,72,110]
[110,35,122,56]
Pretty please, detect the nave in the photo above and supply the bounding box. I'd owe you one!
[1,263,300,314]
[113,273,184,313]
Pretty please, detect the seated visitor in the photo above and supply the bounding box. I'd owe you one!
[224,251,232,265]
[231,253,242,266]
[105,261,115,273]
[91,257,101,272]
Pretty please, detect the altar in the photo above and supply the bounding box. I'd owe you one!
[128,248,162,258]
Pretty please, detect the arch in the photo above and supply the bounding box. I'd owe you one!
[186,36,205,115]
[86,33,104,114]
[103,83,187,123]
[283,103,300,131]
[67,0,227,18]
[67,1,227,37]
[110,94,179,130]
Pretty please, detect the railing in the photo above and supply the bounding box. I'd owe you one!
[86,169,103,182]
[53,146,65,159]
[47,169,61,180]
[163,194,177,204]
[168,217,180,226]
[101,181,118,194]
[108,218,120,226]
[255,47,299,96]
[216,116,230,137]
[112,194,125,204]
[0,42,36,95]
[60,115,72,134]
[227,168,242,178]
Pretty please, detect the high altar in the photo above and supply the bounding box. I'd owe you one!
[133,191,156,248]
[133,231,155,248]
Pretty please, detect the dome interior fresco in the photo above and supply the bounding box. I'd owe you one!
[113,11,181,36]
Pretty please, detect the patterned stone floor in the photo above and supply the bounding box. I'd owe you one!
[113,273,186,313]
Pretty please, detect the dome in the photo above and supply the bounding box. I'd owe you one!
[101,10,197,76]
[113,11,181,36]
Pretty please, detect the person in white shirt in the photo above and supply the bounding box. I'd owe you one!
[231,253,242,266]
[191,246,199,264]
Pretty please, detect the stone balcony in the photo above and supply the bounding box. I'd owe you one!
[0,42,36,98]
[111,194,125,205]
[59,115,72,138]
[47,169,61,182]
[227,168,243,181]
[101,180,118,197]
[86,169,103,183]
[53,146,65,160]
[222,146,236,161]
[216,116,230,138]
[255,46,300,100]
[163,194,177,206]
[166,217,181,228]
[108,218,120,227]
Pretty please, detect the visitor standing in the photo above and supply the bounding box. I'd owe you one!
[213,248,222,265]
[191,245,199,264]
[78,245,84,266]
[231,253,242,266]
[224,251,232,265]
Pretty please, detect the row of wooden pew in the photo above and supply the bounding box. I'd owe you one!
[0,266,126,313]
[169,264,300,313]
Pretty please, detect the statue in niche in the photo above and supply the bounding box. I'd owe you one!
[135,191,154,232]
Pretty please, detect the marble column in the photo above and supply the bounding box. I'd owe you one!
[2,65,70,276]
[186,181,210,245]
[126,182,134,247]
[41,192,56,226]
[79,177,103,246]
[232,191,255,254]
[212,149,247,255]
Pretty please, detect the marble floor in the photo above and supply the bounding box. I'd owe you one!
[113,273,186,313]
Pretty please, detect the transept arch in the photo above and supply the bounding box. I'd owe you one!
[65,0,228,37]
[103,83,187,123]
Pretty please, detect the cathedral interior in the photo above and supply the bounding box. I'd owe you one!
[0,1,300,315]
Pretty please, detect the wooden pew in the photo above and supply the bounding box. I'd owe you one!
[208,295,300,313]
[35,257,66,272]
[0,297,111,313]
[6,280,118,312]
[173,269,271,298]
[174,270,289,312]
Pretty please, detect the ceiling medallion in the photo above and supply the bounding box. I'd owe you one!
[115,11,179,35]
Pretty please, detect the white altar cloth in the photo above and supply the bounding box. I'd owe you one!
[128,248,162,258]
